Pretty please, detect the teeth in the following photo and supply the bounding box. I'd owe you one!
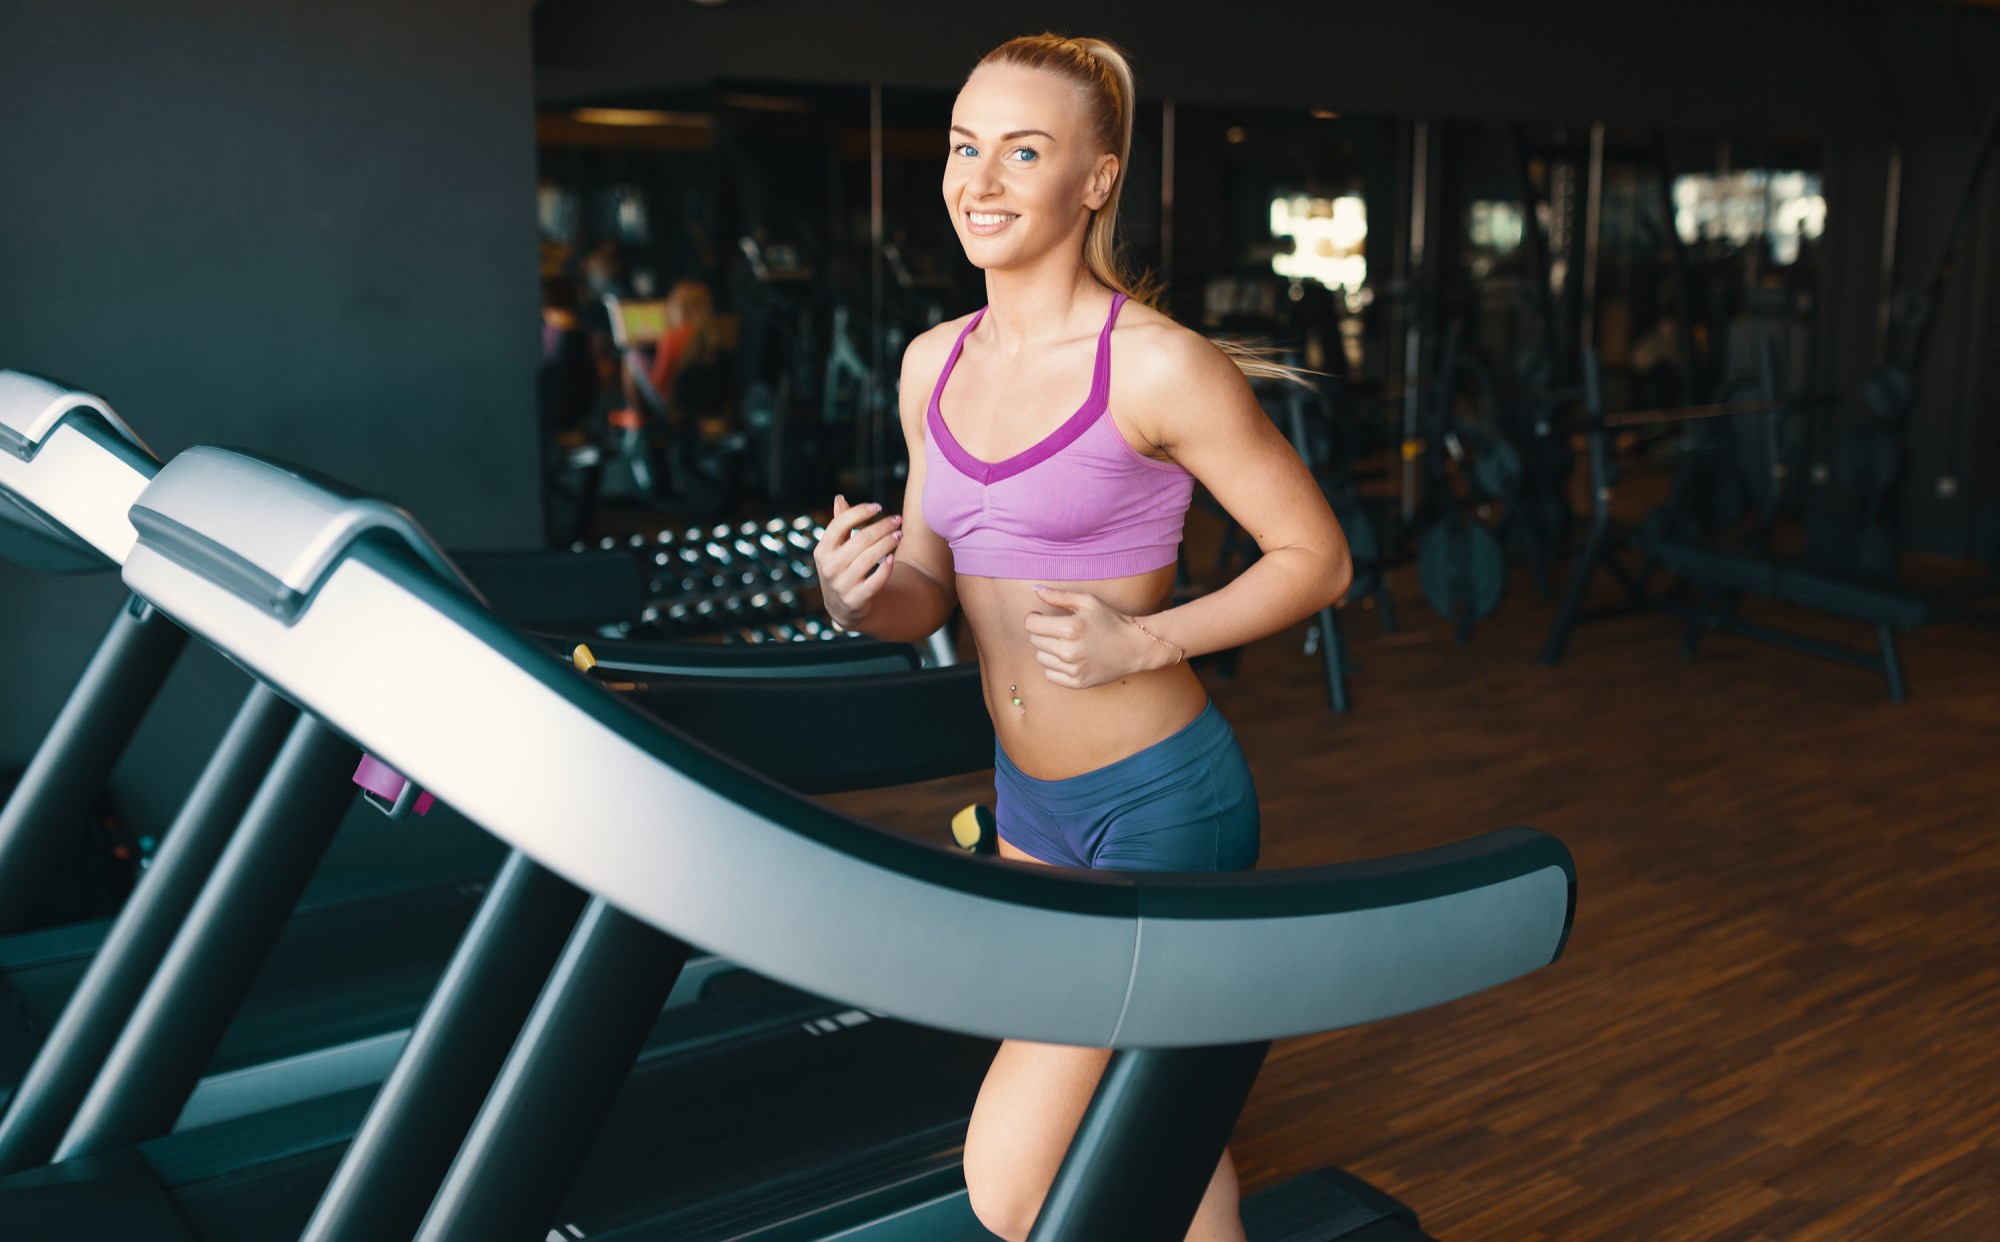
[969,212,1016,226]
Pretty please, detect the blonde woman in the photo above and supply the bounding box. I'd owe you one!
[814,34,1351,1242]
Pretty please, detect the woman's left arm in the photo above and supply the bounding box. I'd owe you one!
[1025,329,1351,687]
[1126,331,1352,662]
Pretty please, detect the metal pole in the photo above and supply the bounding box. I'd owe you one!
[0,597,189,932]
[414,901,691,1242]
[1027,1043,1271,1242]
[1400,119,1430,525]
[1652,134,1700,396]
[1160,100,1176,290]
[868,81,887,494]
[0,683,297,1173]
[1540,348,1612,667]
[53,715,358,1158]
[1580,122,1606,360]
[301,853,588,1242]
[1874,148,1903,366]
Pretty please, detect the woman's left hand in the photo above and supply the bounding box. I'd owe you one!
[1023,586,1171,689]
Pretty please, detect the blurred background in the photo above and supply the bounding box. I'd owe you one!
[4,6,2000,1237]
[2,0,1996,884]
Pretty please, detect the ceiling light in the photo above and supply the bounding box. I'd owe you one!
[571,108,712,128]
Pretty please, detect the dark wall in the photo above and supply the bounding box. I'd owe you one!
[0,0,543,836]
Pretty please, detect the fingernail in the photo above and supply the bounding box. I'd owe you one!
[867,503,882,513]
[836,494,845,506]
[893,529,903,540]
[890,514,902,524]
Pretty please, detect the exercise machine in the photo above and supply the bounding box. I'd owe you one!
[0,445,1577,1242]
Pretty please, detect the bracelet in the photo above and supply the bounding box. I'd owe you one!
[827,613,849,633]
[1128,614,1185,666]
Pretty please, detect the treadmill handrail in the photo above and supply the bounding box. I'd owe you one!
[0,371,152,461]
[0,372,160,571]
[126,444,483,621]
[121,448,1577,1049]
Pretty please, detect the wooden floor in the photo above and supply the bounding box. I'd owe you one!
[819,512,2000,1239]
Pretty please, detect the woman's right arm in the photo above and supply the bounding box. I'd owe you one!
[812,326,959,644]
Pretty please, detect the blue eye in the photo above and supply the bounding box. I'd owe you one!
[952,142,978,158]
[1009,147,1039,164]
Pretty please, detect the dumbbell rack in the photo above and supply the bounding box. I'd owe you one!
[575,515,852,645]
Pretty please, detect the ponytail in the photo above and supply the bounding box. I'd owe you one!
[976,34,1311,387]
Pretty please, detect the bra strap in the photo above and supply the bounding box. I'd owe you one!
[1091,292,1129,399]
[927,306,988,417]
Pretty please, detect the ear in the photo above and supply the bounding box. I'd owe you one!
[1085,152,1119,212]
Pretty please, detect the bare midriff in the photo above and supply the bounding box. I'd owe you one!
[956,565,1207,781]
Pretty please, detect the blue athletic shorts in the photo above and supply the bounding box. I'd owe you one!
[993,698,1260,873]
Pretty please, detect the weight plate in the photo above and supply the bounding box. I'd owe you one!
[1418,516,1507,627]
[1469,436,1525,500]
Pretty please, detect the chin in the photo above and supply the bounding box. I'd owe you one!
[958,235,1029,272]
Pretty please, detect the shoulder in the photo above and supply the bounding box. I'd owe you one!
[897,312,976,435]
[1112,301,1249,397]
[900,313,976,382]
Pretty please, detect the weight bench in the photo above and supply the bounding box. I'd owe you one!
[1634,533,1929,702]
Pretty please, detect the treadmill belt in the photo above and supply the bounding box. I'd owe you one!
[0,1146,199,1239]
[202,881,487,1073]
[559,1017,994,1239]
[152,1012,992,1242]
[0,864,496,1127]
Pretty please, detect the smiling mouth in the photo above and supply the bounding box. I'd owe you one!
[966,210,1018,231]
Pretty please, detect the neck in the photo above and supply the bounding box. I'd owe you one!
[977,247,1113,352]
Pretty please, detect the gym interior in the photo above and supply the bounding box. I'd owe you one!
[2,0,1997,1238]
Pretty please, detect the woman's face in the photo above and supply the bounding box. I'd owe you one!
[944,62,1116,274]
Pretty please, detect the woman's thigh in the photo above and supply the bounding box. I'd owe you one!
[963,1036,1112,1194]
[965,841,1114,1190]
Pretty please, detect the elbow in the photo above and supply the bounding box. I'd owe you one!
[1323,548,1355,609]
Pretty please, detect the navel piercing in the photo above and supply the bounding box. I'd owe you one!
[1010,683,1023,708]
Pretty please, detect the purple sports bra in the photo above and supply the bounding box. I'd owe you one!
[921,293,1195,580]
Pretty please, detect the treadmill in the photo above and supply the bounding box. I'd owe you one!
[0,445,1575,1241]
[0,373,523,1164]
[0,370,190,932]
[0,376,933,1176]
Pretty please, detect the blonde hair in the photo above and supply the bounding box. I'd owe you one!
[975,33,1309,386]
[664,279,717,367]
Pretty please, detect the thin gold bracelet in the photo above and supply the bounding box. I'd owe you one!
[1128,614,1185,665]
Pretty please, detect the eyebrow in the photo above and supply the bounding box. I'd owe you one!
[950,125,1057,143]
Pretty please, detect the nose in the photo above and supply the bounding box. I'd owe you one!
[966,155,1002,198]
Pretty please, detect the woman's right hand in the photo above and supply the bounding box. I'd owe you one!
[813,494,903,628]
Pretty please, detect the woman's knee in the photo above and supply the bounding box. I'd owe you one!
[962,1137,1044,1242]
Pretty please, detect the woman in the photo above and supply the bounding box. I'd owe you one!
[645,278,720,410]
[813,34,1352,1242]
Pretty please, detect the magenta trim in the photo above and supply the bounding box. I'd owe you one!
[928,293,1128,485]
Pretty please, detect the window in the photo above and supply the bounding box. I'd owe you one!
[1672,170,1826,265]
[1269,194,1368,293]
